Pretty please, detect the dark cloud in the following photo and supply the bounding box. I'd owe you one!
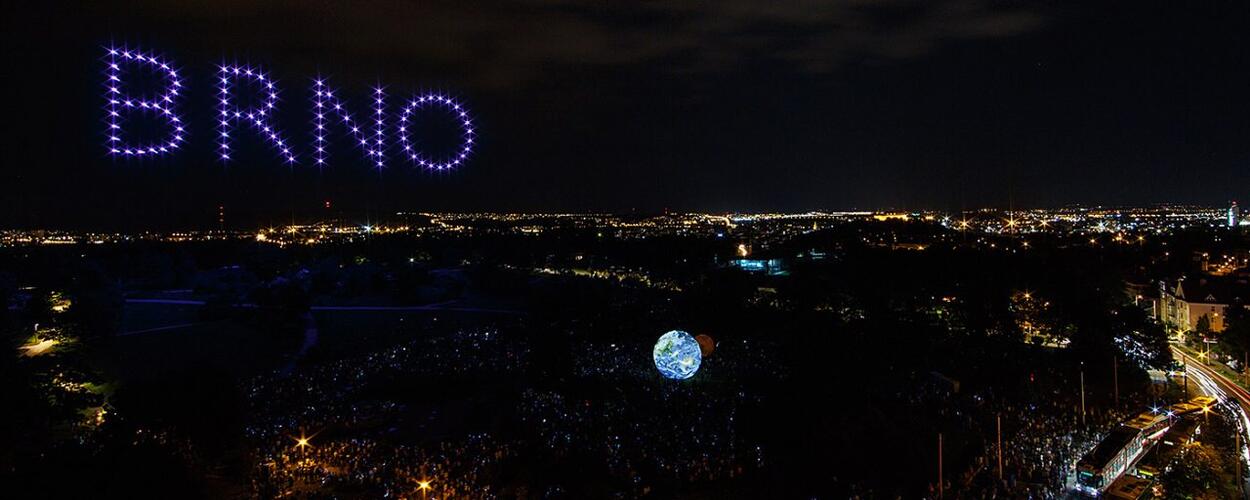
[81,0,1047,87]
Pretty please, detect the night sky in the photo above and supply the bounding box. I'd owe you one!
[3,1,1249,229]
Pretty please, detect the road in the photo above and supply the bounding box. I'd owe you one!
[1173,347,1250,423]
[1172,346,1250,497]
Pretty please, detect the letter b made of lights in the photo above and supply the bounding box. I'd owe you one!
[103,44,475,171]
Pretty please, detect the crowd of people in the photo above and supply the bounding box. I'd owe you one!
[244,327,528,497]
[917,380,1137,498]
[517,384,757,494]
[560,337,781,493]
[251,434,515,498]
[240,324,792,497]
[237,317,1149,498]
[245,327,529,435]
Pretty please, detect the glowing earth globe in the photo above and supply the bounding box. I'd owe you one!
[653,330,702,380]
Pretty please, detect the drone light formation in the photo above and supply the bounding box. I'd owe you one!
[311,78,389,169]
[372,87,388,170]
[311,78,331,167]
[397,94,475,171]
[103,44,474,171]
[103,45,186,157]
[217,64,297,164]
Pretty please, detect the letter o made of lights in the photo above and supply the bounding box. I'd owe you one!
[397,94,474,171]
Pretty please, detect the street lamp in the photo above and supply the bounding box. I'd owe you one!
[292,432,313,457]
[1080,361,1086,426]
[418,480,433,500]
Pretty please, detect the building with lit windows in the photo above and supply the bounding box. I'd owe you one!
[1156,276,1247,335]
[731,258,789,276]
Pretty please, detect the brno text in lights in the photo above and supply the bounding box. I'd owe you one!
[102,44,476,172]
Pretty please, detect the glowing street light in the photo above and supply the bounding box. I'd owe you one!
[292,431,314,456]
[418,479,433,500]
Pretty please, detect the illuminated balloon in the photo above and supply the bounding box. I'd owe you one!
[653,330,702,380]
[695,334,715,357]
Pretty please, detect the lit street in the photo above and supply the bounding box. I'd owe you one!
[1174,346,1250,497]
